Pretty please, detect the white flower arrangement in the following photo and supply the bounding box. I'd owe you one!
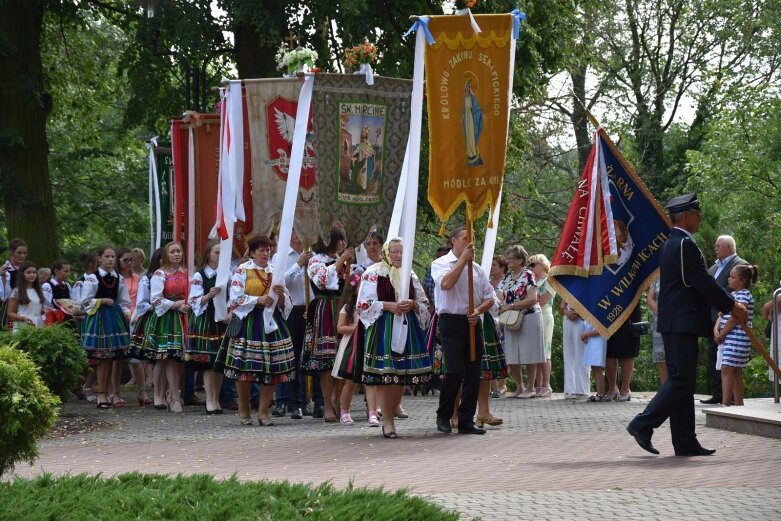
[275,43,319,75]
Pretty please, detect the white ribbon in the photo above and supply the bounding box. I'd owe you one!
[267,74,315,332]
[480,185,503,274]
[455,8,482,34]
[146,136,161,254]
[354,63,375,86]
[391,23,427,354]
[187,127,196,276]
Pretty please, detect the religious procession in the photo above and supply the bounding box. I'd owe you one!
[3,4,781,508]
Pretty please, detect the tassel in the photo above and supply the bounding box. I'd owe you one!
[488,213,494,229]
[439,223,447,236]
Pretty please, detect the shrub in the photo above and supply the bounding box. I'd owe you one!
[0,345,60,476]
[0,325,87,399]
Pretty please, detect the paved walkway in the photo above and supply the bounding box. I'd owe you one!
[11,392,781,520]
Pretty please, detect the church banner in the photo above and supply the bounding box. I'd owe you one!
[244,79,320,247]
[310,73,412,247]
[424,14,514,228]
[548,129,671,338]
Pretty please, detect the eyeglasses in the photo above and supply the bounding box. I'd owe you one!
[121,258,133,263]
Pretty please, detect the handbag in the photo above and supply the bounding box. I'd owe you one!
[498,309,524,331]
[630,321,651,337]
[225,314,243,338]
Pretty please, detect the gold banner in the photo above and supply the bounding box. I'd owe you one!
[425,14,514,227]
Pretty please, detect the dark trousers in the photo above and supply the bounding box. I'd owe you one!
[183,366,196,400]
[436,314,484,426]
[706,336,722,398]
[629,332,699,451]
[279,306,307,410]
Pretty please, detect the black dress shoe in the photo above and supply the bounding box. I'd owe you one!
[458,424,486,435]
[302,405,313,416]
[699,396,722,404]
[271,406,286,417]
[290,408,303,420]
[312,405,324,419]
[626,425,659,455]
[675,446,716,456]
[436,418,452,433]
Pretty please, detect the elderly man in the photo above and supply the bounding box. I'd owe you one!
[627,194,747,456]
[701,235,747,404]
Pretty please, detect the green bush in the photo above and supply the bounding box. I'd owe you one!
[0,345,60,476]
[0,325,87,399]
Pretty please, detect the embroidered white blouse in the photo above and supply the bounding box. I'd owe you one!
[188,266,227,317]
[307,253,343,291]
[80,267,130,315]
[356,264,430,329]
[130,275,151,325]
[229,260,293,320]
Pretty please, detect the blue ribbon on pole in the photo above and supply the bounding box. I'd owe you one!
[511,9,527,40]
[403,16,436,45]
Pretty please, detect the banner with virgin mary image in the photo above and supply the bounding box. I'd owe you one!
[424,14,514,226]
[310,73,412,247]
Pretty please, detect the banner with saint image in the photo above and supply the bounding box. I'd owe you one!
[311,73,412,246]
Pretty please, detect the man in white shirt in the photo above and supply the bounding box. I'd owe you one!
[271,230,313,419]
[432,226,496,434]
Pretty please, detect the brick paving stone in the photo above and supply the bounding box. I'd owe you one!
[7,394,781,519]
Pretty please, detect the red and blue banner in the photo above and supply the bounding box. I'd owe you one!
[549,128,671,337]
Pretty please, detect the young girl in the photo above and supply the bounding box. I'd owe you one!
[42,259,72,326]
[186,239,228,414]
[714,264,757,407]
[80,245,132,408]
[582,320,607,401]
[332,273,379,426]
[141,242,189,413]
[1,238,29,330]
[130,248,164,408]
[7,261,45,332]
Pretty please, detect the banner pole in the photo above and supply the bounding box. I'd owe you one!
[467,219,476,361]
[745,326,781,381]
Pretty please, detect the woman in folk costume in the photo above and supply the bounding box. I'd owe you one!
[223,234,296,426]
[302,221,354,422]
[80,244,131,409]
[358,238,432,438]
[141,241,189,413]
[186,239,228,414]
[130,248,165,408]
[0,238,29,331]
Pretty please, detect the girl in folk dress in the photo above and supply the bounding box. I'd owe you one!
[302,221,354,422]
[141,242,189,413]
[41,259,72,326]
[0,238,29,331]
[7,262,44,331]
[186,240,228,414]
[332,273,380,427]
[358,239,432,438]
[80,245,131,409]
[115,248,147,407]
[130,248,164,408]
[223,235,296,426]
[714,264,757,407]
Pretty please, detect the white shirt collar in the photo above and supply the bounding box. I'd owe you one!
[716,253,737,267]
[203,265,217,278]
[441,250,458,263]
[98,267,118,277]
[246,259,273,273]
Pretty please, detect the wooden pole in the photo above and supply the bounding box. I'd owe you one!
[570,89,601,129]
[467,220,476,361]
[745,326,781,381]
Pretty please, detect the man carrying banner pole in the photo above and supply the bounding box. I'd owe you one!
[433,226,495,435]
[627,193,748,456]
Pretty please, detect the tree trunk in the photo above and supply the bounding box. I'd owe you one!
[570,65,592,173]
[0,1,59,264]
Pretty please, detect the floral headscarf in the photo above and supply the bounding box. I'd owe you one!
[381,238,403,300]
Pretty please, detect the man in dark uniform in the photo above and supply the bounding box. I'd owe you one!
[627,194,748,456]
[701,235,747,404]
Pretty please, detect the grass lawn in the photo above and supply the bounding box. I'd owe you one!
[0,473,460,520]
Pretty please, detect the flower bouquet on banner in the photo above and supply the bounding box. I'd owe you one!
[275,43,319,77]
[344,40,378,85]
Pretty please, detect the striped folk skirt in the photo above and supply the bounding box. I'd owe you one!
[81,304,130,359]
[185,307,226,368]
[140,308,187,361]
[128,311,152,359]
[334,324,365,382]
[362,310,432,386]
[222,307,296,385]
[301,295,339,374]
